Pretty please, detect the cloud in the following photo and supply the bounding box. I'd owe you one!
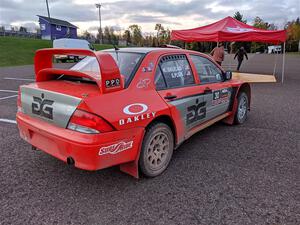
[0,0,299,32]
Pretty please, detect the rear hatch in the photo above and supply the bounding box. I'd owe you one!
[18,48,123,132]
[20,81,98,128]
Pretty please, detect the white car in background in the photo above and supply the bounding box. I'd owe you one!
[268,45,282,54]
[53,38,95,62]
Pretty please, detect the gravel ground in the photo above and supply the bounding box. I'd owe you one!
[0,54,299,225]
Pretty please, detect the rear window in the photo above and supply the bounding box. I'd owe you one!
[70,52,144,86]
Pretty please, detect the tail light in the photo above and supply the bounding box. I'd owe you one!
[67,109,114,134]
[17,87,22,113]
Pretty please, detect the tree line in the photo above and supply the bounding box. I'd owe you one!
[81,11,300,52]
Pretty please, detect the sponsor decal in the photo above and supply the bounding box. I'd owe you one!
[99,141,133,155]
[161,64,192,79]
[120,103,156,126]
[137,79,151,89]
[119,112,156,126]
[123,103,148,115]
[226,26,254,33]
[186,100,206,125]
[142,62,154,72]
[32,93,54,119]
[105,78,120,88]
[212,88,230,105]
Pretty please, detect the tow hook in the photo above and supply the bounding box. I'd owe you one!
[67,157,75,166]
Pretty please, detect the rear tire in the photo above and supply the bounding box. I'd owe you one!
[139,123,174,177]
[234,92,249,124]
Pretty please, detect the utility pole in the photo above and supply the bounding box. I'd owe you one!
[45,0,52,40]
[95,3,102,44]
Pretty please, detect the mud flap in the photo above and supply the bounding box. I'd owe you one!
[120,161,139,178]
[119,130,145,178]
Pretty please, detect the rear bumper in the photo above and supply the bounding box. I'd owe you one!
[17,112,144,171]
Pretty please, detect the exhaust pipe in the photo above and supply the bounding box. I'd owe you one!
[67,157,75,166]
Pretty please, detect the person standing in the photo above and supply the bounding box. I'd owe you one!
[210,42,225,66]
[234,47,248,71]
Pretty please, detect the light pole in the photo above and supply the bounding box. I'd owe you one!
[95,3,102,44]
[45,0,52,40]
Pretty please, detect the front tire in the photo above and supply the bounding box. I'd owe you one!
[234,92,249,124]
[139,123,174,177]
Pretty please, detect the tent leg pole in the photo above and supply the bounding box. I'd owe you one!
[281,42,286,84]
[273,48,279,76]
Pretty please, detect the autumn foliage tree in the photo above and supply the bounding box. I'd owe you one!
[285,18,300,51]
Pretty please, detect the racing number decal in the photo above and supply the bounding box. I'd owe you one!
[213,91,220,100]
[213,88,228,100]
[186,100,206,125]
[212,88,230,105]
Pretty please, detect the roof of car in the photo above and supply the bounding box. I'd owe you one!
[102,47,189,54]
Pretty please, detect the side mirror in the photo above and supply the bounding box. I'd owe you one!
[224,71,232,80]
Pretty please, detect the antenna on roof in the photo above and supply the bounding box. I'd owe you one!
[113,44,120,65]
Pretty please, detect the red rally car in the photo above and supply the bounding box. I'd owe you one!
[17,47,251,178]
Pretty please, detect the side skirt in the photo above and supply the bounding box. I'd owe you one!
[184,112,231,140]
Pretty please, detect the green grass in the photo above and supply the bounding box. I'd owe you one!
[0,36,52,67]
[93,43,115,51]
[0,36,118,67]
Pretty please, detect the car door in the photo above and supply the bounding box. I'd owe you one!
[155,54,210,143]
[189,54,233,122]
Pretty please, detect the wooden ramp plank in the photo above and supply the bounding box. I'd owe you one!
[232,72,277,83]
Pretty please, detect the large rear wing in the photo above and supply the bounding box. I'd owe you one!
[34,48,123,94]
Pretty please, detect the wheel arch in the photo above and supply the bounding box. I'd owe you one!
[237,83,251,109]
[119,114,178,178]
[223,82,251,125]
[145,115,178,146]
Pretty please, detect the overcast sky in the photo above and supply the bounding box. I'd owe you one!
[0,0,299,34]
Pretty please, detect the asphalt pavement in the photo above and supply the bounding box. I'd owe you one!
[0,54,299,225]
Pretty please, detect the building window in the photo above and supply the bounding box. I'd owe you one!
[40,24,46,31]
[56,25,61,31]
[67,27,70,34]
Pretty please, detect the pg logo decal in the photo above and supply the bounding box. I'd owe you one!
[186,101,206,125]
[32,93,54,120]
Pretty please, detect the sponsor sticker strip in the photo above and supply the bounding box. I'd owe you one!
[99,141,133,155]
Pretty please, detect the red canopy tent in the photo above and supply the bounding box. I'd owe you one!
[171,17,287,82]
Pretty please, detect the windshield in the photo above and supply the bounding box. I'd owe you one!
[70,51,144,86]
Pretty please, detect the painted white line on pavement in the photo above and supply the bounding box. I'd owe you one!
[3,77,34,81]
[0,95,18,100]
[0,119,17,124]
[0,90,18,93]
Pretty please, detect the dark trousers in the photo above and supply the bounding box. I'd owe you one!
[237,59,243,71]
